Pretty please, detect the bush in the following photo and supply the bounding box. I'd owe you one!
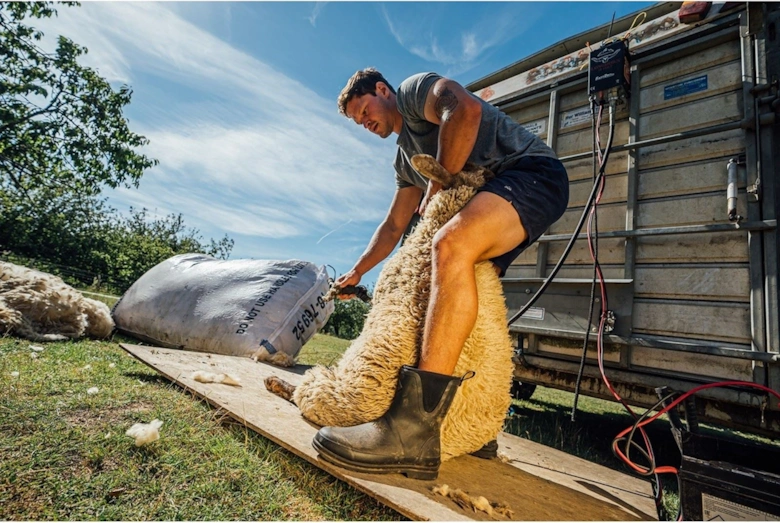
[322,297,371,340]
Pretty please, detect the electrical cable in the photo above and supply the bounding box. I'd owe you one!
[613,392,677,477]
[506,102,617,327]
[615,380,780,468]
[575,98,671,520]
[612,380,780,521]
[571,101,604,422]
[591,214,669,518]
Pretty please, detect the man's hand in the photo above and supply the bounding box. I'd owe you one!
[417,179,442,217]
[334,269,362,300]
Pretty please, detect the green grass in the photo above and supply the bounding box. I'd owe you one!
[78,290,120,309]
[0,333,401,521]
[297,333,350,367]
[505,386,674,466]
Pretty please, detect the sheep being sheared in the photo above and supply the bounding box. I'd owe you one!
[289,154,515,461]
[0,261,114,341]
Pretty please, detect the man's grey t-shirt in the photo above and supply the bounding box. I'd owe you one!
[393,72,558,190]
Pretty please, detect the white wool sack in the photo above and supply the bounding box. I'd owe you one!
[112,254,333,362]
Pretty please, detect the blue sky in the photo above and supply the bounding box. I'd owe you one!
[35,1,652,286]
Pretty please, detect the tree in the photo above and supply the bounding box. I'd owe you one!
[323,296,372,340]
[0,181,116,272]
[0,2,234,293]
[0,1,157,203]
[102,207,234,290]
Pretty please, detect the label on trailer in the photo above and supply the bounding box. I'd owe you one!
[519,307,545,321]
[664,75,708,100]
[522,119,546,136]
[560,107,592,129]
[701,493,778,521]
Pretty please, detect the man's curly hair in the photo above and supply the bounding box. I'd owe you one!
[337,68,396,117]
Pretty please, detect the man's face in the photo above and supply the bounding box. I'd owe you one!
[345,86,394,139]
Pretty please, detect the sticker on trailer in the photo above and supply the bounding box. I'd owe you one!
[522,119,547,136]
[560,107,592,129]
[519,307,545,321]
[664,75,708,100]
[701,493,778,521]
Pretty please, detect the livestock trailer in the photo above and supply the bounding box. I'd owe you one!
[468,2,780,439]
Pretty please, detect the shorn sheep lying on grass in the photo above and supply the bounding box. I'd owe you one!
[0,261,114,341]
[273,154,515,461]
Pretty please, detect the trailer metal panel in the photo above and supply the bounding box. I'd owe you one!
[635,231,747,263]
[633,266,750,301]
[762,5,780,395]
[638,158,744,199]
[473,2,780,433]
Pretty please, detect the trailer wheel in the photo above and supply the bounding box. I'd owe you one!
[511,380,537,401]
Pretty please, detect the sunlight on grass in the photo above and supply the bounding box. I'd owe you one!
[78,290,120,309]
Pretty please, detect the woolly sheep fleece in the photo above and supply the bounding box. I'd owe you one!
[294,154,515,461]
[0,261,114,341]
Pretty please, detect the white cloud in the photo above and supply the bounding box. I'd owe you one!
[31,2,397,249]
[308,2,328,27]
[381,4,544,76]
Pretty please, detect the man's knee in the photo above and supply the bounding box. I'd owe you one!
[432,229,455,264]
[432,227,477,269]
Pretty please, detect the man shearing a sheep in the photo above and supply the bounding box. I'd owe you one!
[314,68,569,478]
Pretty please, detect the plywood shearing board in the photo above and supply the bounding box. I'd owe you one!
[120,343,656,521]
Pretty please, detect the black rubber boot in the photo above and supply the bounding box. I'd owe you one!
[312,365,466,480]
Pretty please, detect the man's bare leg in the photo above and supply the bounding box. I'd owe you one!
[418,191,528,376]
[311,194,528,478]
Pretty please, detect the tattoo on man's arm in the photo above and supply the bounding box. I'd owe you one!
[434,87,459,119]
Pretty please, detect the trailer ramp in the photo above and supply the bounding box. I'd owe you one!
[121,343,656,521]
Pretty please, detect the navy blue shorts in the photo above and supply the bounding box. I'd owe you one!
[478,155,569,276]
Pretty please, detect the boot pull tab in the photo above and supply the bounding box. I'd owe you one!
[459,370,476,383]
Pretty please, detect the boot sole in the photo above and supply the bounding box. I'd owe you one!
[312,438,439,480]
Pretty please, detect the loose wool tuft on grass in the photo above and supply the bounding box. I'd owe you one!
[125,419,163,446]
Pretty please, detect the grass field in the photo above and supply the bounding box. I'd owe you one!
[0,334,400,521]
[3,329,776,520]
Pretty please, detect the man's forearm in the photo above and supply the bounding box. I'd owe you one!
[352,220,404,277]
[436,103,481,174]
[423,78,482,175]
